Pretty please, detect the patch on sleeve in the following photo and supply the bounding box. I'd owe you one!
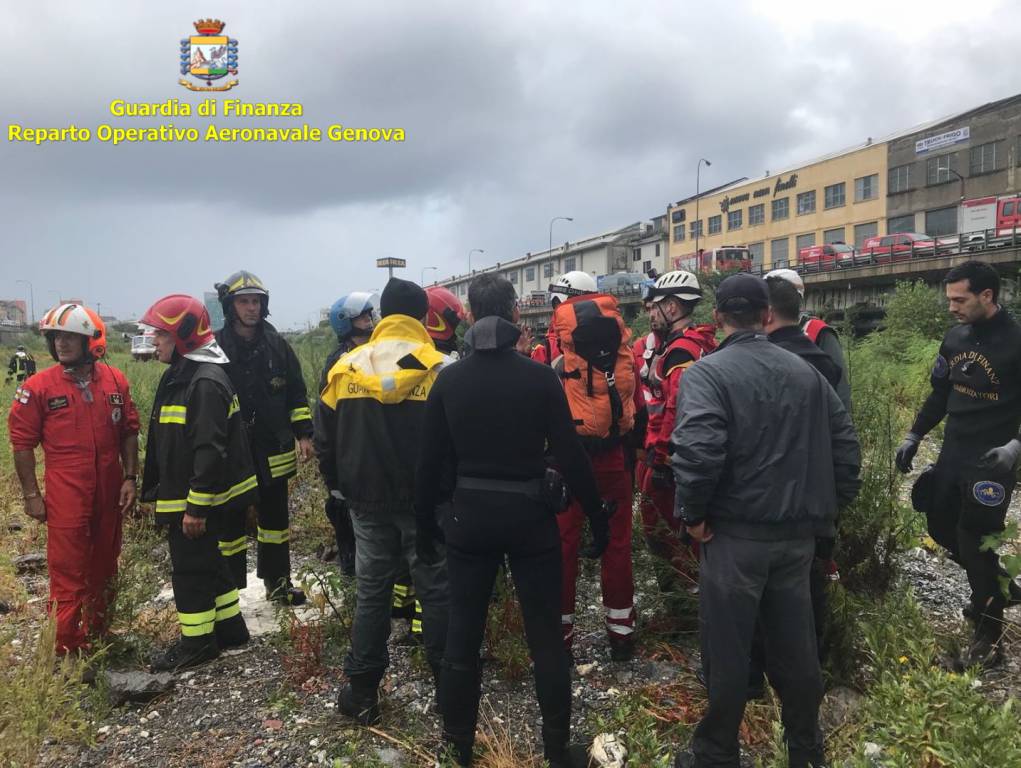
[108,393,124,406]
[13,386,30,405]
[932,354,949,379]
[47,396,69,411]
[973,480,1006,507]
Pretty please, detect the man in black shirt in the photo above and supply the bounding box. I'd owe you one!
[765,277,841,389]
[896,261,1021,669]
[416,274,610,768]
[215,271,314,605]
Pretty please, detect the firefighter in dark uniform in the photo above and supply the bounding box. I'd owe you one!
[140,295,257,671]
[6,345,36,385]
[897,261,1021,670]
[215,271,314,605]
[317,292,378,576]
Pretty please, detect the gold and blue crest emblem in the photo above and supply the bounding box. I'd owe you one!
[179,19,238,92]
[973,480,1006,507]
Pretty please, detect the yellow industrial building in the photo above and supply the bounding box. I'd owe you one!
[667,142,888,272]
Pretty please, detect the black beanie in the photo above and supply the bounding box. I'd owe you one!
[380,277,428,319]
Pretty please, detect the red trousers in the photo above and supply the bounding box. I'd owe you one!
[47,487,123,654]
[637,464,698,586]
[558,448,634,647]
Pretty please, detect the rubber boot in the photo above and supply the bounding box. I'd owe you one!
[439,660,481,766]
[337,672,381,725]
[150,637,219,672]
[215,614,251,650]
[429,660,443,707]
[609,634,635,662]
[264,577,307,607]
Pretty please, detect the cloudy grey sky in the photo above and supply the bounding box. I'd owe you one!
[2,0,1017,328]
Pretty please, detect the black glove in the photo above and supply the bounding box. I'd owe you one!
[894,432,922,474]
[980,438,1021,475]
[651,465,672,490]
[580,500,616,560]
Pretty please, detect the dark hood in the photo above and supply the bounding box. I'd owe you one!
[463,316,521,353]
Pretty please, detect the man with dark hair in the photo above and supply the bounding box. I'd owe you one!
[758,274,844,685]
[765,277,841,390]
[672,273,860,768]
[766,268,851,412]
[896,260,1021,670]
[416,273,609,767]
[319,277,449,726]
[215,270,313,605]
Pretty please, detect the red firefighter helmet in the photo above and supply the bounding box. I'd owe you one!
[140,294,214,355]
[424,286,465,344]
[39,303,107,361]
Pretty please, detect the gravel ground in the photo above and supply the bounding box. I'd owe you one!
[20,463,1021,767]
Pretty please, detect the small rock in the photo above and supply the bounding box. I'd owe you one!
[376,746,402,766]
[139,730,150,738]
[820,686,864,735]
[589,733,627,767]
[13,552,46,573]
[864,741,882,758]
[576,662,598,676]
[103,671,175,706]
[97,725,112,736]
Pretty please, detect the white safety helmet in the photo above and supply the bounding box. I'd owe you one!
[38,303,107,362]
[645,270,702,304]
[764,268,805,298]
[548,270,597,304]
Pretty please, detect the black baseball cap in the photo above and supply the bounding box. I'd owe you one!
[715,273,769,311]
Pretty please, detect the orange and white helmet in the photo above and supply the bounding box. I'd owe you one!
[39,303,107,361]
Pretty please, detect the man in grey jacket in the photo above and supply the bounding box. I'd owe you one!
[671,273,860,768]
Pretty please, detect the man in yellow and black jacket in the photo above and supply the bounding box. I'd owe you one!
[316,277,450,727]
[140,294,258,672]
[215,270,314,605]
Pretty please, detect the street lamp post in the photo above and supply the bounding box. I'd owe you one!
[549,216,573,271]
[15,279,34,327]
[468,248,484,275]
[695,158,712,257]
[948,168,966,202]
[421,266,438,285]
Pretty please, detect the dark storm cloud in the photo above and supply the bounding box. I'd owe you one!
[1,0,1018,327]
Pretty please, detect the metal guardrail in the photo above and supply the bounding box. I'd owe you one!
[760,226,1021,277]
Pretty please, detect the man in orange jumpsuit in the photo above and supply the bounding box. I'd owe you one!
[9,304,140,654]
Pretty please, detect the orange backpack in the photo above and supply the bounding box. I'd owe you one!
[552,293,636,443]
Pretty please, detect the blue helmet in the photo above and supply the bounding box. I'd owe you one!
[329,292,378,339]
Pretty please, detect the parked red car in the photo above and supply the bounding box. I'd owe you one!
[861,232,937,263]
[997,196,1021,237]
[798,242,855,272]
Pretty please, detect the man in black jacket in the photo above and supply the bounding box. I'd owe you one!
[140,294,257,671]
[416,274,610,768]
[215,271,313,605]
[318,278,450,727]
[671,273,860,768]
[764,277,841,390]
[745,275,845,693]
[896,260,1021,670]
[317,292,378,576]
